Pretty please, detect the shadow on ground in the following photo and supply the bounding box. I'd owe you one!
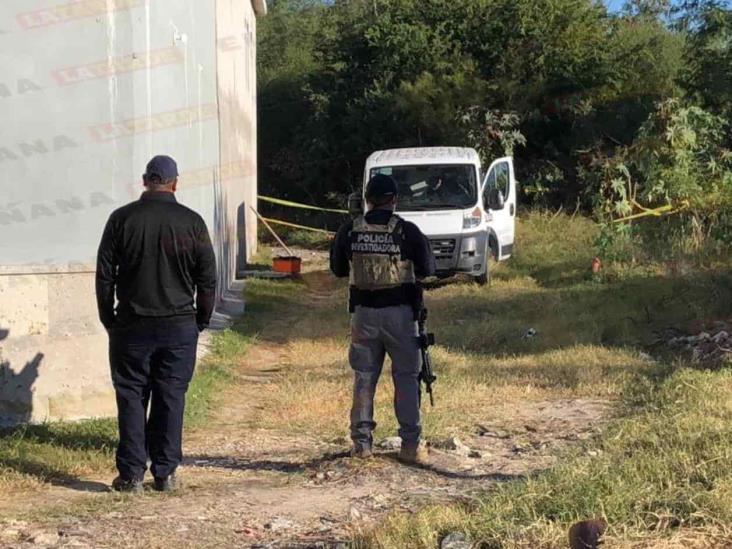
[184,451,350,474]
[185,451,524,482]
[0,455,110,492]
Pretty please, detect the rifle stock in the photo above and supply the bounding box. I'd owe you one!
[417,308,437,406]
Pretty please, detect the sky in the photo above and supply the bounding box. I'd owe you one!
[605,0,625,10]
[604,0,732,12]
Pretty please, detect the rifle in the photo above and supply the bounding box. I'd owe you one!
[417,307,437,407]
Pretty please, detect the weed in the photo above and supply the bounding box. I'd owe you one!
[361,370,732,548]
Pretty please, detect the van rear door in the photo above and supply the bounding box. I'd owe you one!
[482,157,516,260]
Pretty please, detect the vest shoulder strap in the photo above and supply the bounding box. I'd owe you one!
[353,214,402,233]
[386,215,404,233]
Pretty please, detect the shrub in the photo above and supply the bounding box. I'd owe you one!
[588,99,732,261]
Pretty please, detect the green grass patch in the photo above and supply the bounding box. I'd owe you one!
[360,367,732,548]
[492,211,600,287]
[0,418,117,491]
[184,329,254,428]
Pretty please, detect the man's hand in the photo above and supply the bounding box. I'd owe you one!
[103,317,118,332]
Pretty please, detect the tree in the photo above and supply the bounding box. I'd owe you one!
[256,0,695,213]
[681,7,732,124]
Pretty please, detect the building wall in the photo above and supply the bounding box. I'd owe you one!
[0,0,262,425]
[216,0,259,291]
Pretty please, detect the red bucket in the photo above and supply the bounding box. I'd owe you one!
[272,256,302,275]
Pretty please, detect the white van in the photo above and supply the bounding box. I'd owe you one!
[357,147,517,284]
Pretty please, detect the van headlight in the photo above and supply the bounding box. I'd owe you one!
[463,207,482,229]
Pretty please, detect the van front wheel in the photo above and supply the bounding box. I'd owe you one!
[474,262,490,286]
[474,242,492,286]
[474,271,489,286]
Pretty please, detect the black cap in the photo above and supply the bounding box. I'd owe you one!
[365,173,398,201]
[144,155,179,181]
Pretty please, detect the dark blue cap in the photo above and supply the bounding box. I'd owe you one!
[144,155,179,181]
[365,173,398,201]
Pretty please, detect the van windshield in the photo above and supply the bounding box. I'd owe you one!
[370,164,477,211]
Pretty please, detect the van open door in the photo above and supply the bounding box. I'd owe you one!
[482,157,516,260]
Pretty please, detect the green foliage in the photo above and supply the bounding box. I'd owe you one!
[681,7,732,121]
[260,226,332,250]
[588,99,732,259]
[458,108,526,165]
[634,100,732,208]
[258,0,730,258]
[258,0,695,211]
[257,0,332,204]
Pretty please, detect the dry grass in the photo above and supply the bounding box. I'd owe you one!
[4,211,732,548]
[250,337,650,439]
[359,370,732,548]
[238,212,732,548]
[240,211,730,442]
[344,212,732,548]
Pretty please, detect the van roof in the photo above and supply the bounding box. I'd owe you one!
[366,147,480,168]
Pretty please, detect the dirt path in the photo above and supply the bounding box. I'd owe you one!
[0,263,611,549]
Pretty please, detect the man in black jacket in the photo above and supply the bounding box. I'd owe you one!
[330,174,435,464]
[96,155,216,493]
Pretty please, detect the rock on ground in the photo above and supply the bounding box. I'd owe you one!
[429,437,472,457]
[441,532,473,549]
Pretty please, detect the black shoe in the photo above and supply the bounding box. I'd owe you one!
[112,476,144,494]
[153,474,179,492]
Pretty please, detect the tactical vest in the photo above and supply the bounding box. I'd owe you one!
[349,215,416,291]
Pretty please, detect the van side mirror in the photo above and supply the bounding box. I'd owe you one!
[348,193,364,217]
[486,188,505,210]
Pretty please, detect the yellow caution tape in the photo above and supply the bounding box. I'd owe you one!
[612,201,689,223]
[261,216,336,236]
[258,195,348,214]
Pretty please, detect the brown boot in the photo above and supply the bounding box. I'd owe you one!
[350,445,373,459]
[398,442,429,465]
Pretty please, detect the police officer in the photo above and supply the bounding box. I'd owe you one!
[96,155,217,493]
[330,174,436,464]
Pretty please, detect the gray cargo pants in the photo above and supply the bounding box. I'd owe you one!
[349,304,422,450]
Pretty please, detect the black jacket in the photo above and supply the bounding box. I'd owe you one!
[330,208,435,309]
[95,191,217,330]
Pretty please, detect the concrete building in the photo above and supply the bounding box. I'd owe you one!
[0,0,266,425]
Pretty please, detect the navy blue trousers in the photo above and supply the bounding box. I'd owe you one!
[108,316,198,480]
